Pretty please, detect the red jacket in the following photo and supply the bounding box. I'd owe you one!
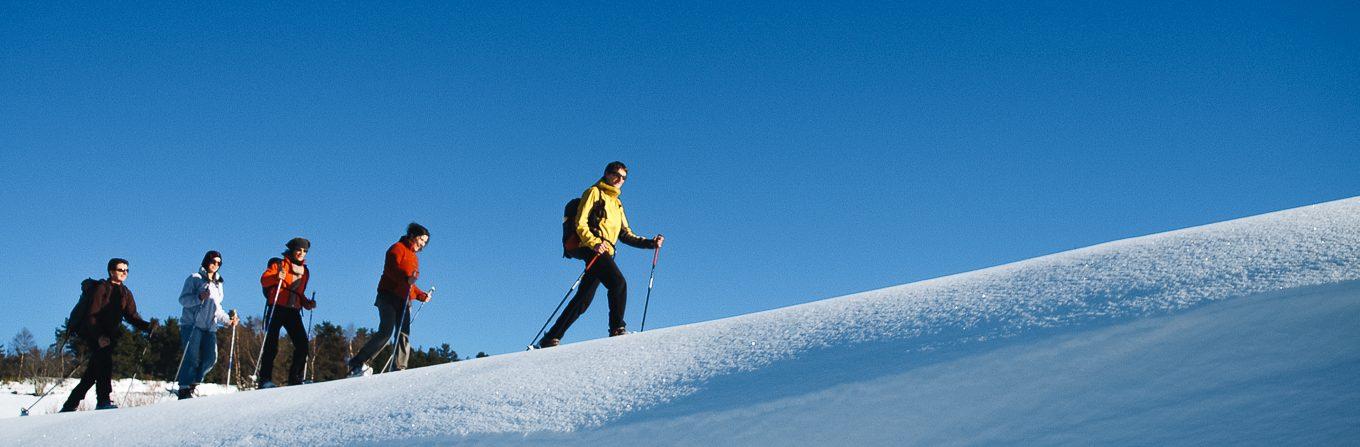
[378,237,428,303]
[260,257,311,309]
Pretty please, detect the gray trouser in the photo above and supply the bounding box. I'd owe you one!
[350,296,411,371]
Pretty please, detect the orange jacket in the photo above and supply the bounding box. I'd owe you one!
[260,258,311,309]
[377,237,428,303]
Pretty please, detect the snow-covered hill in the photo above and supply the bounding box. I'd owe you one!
[2,380,236,418]
[3,198,1358,446]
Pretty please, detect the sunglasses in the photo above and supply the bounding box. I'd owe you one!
[114,268,129,273]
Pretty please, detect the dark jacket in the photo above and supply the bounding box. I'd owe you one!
[70,279,152,341]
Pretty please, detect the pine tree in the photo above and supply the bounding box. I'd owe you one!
[309,322,350,382]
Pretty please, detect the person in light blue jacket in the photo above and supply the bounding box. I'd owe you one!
[176,250,237,399]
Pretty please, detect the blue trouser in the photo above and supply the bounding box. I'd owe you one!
[177,327,218,387]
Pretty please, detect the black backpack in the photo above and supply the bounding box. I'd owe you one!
[562,194,606,257]
[66,278,101,338]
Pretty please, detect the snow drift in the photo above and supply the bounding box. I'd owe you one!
[3,198,1359,446]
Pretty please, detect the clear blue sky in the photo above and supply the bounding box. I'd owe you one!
[2,1,1357,356]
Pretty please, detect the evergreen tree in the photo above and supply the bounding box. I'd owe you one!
[309,322,350,382]
[437,344,459,362]
[0,342,12,381]
[38,314,474,389]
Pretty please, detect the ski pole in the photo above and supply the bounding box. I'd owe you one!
[366,287,431,375]
[175,286,215,391]
[21,352,87,416]
[301,292,315,383]
[121,326,157,406]
[225,309,237,388]
[411,287,433,323]
[640,245,661,332]
[528,253,601,350]
[381,299,413,374]
[171,327,194,391]
[252,264,286,382]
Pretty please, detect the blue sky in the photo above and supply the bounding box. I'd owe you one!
[2,1,1357,356]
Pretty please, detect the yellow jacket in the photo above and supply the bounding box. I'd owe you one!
[575,181,654,255]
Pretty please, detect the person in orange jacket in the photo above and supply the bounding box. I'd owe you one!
[257,237,316,388]
[347,223,431,376]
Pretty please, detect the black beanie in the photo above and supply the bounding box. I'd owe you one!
[286,237,311,252]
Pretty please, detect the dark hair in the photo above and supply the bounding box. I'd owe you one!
[603,161,628,177]
[201,250,223,270]
[406,222,430,238]
[107,258,129,272]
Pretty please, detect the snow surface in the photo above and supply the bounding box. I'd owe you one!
[2,198,1358,445]
[1,380,237,418]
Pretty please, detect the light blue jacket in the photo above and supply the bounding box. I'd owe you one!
[179,269,230,330]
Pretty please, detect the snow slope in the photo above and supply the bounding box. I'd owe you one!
[3,198,1358,446]
[1,380,237,418]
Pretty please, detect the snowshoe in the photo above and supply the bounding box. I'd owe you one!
[95,402,119,410]
[347,364,373,378]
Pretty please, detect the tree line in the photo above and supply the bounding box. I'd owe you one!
[0,317,484,388]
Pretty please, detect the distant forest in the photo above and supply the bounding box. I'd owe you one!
[0,317,485,387]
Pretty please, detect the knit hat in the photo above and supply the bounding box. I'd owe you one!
[286,237,311,252]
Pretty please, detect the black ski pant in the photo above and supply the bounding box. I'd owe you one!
[259,306,309,385]
[545,250,627,341]
[349,295,412,372]
[63,338,115,410]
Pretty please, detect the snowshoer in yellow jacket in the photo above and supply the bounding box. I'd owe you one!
[540,161,664,348]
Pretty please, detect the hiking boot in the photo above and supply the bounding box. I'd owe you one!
[176,386,195,400]
[59,405,77,413]
[95,402,119,410]
[609,327,629,337]
[258,380,278,389]
[537,338,560,349]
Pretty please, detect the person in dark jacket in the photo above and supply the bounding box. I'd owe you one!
[347,223,431,377]
[61,258,156,412]
[539,161,664,348]
[256,238,317,388]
